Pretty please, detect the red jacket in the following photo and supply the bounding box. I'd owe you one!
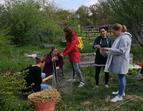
[63,33,80,62]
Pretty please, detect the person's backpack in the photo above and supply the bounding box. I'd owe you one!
[77,37,84,50]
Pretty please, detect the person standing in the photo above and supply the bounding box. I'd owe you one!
[61,27,85,88]
[93,27,112,88]
[103,23,132,102]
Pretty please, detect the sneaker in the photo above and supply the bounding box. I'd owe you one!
[105,84,109,88]
[67,79,76,82]
[112,91,125,96]
[96,85,99,88]
[78,82,85,88]
[111,96,123,102]
[93,85,99,90]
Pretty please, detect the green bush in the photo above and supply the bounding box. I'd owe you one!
[0,72,34,111]
[0,0,63,46]
[131,44,143,63]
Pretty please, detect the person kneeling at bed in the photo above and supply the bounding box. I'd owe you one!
[43,47,64,78]
[23,57,50,93]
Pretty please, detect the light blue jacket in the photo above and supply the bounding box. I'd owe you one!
[104,32,132,74]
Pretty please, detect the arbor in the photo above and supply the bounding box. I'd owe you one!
[107,0,143,46]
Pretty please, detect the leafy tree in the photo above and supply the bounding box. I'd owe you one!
[56,9,72,26]
[107,0,143,46]
[76,5,92,26]
[90,0,113,25]
[0,0,63,46]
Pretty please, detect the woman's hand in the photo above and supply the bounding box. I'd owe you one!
[95,45,101,49]
[52,56,58,61]
[60,53,64,57]
[101,48,109,52]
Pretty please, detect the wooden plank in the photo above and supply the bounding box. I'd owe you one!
[80,53,95,68]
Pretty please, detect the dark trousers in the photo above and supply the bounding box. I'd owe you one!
[95,66,109,85]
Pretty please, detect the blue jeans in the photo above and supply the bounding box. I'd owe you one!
[71,62,84,83]
[41,73,49,90]
[118,74,126,96]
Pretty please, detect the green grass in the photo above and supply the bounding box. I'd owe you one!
[131,44,143,63]
[81,38,95,53]
[56,67,143,111]
[0,41,143,111]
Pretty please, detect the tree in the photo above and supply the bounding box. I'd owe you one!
[107,0,143,46]
[89,0,113,25]
[76,5,92,26]
[0,0,63,46]
[56,9,72,26]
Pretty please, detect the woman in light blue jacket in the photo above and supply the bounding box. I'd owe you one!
[103,23,132,102]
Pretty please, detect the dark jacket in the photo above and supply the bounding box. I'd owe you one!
[24,66,42,92]
[43,54,64,77]
[93,36,112,65]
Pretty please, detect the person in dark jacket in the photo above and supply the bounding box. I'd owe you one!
[24,58,45,92]
[43,47,64,77]
[93,27,112,88]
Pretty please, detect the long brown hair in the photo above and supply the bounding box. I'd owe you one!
[64,27,74,42]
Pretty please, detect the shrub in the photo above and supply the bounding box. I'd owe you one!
[0,0,63,46]
[0,72,34,111]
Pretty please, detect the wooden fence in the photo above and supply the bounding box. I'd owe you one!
[80,25,112,38]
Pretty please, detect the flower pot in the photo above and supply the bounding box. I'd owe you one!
[28,89,60,111]
[33,101,56,111]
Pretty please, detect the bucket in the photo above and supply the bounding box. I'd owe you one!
[32,101,56,111]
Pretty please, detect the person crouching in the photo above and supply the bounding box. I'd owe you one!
[43,47,64,79]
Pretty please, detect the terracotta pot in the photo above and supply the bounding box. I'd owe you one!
[33,101,56,111]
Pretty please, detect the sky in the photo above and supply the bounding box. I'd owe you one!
[0,1,4,4]
[0,0,98,10]
[52,0,98,10]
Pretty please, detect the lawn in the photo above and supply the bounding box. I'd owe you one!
[57,68,143,111]
[0,41,143,111]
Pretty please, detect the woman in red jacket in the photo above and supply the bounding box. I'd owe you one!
[61,27,85,87]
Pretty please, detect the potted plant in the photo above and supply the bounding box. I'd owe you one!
[28,88,61,111]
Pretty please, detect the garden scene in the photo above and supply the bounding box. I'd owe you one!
[0,0,143,111]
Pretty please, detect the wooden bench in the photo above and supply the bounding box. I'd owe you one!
[80,53,95,67]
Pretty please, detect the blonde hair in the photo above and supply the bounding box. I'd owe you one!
[122,25,127,32]
[112,23,123,31]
